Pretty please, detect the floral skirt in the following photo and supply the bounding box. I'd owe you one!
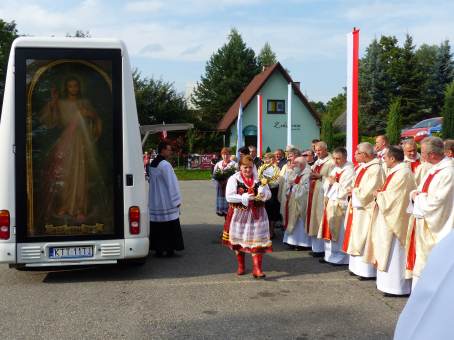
[222,204,272,254]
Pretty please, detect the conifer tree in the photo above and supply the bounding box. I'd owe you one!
[258,42,277,69]
[397,34,425,125]
[191,28,260,129]
[386,97,402,145]
[432,40,454,115]
[442,82,454,139]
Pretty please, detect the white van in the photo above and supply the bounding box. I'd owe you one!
[0,37,149,268]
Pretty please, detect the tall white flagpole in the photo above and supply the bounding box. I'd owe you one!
[287,83,292,146]
[236,102,243,159]
[257,94,263,158]
[346,28,359,163]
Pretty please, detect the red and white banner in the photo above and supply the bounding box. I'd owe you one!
[257,94,263,158]
[346,28,359,163]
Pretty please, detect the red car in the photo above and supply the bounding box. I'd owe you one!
[400,117,443,142]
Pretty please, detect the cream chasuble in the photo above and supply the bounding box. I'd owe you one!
[414,161,432,186]
[343,158,385,256]
[407,157,454,279]
[278,164,295,217]
[306,155,335,237]
[370,163,416,271]
[317,162,355,241]
[283,166,310,234]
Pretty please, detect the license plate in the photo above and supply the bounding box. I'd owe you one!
[49,246,94,259]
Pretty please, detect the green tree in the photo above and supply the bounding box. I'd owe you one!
[322,92,346,149]
[133,69,190,126]
[191,28,260,129]
[415,44,439,116]
[386,97,402,145]
[442,81,454,139]
[321,114,334,149]
[257,42,277,69]
[0,19,18,113]
[309,100,326,115]
[66,30,91,38]
[359,38,388,134]
[397,34,425,126]
[431,40,454,115]
[325,92,346,121]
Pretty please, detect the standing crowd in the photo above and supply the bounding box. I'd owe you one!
[214,136,454,297]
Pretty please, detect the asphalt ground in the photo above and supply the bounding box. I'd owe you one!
[0,180,406,339]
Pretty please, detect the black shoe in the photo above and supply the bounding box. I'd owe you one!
[287,245,297,250]
[154,251,164,258]
[309,251,325,258]
[330,262,349,267]
[318,258,328,264]
[383,292,410,298]
[357,276,376,281]
[296,246,311,251]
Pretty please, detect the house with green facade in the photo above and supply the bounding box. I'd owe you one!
[217,62,320,153]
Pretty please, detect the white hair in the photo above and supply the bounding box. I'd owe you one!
[357,142,375,156]
[421,137,444,155]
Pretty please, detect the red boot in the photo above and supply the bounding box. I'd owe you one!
[252,254,266,278]
[236,252,245,275]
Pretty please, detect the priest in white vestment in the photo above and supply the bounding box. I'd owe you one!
[283,157,312,249]
[318,147,354,265]
[371,146,415,295]
[278,148,300,218]
[306,141,335,256]
[402,139,421,173]
[406,137,454,288]
[343,142,385,279]
[148,141,184,257]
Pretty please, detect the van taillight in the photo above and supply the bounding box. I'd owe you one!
[129,206,140,235]
[0,210,10,240]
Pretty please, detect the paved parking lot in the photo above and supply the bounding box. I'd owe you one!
[0,180,406,339]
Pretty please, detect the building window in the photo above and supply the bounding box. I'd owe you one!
[267,99,285,114]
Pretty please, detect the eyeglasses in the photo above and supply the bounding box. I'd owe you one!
[302,154,311,157]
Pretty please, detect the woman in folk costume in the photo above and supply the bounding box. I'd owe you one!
[258,152,280,239]
[282,157,312,249]
[212,147,237,217]
[222,155,272,278]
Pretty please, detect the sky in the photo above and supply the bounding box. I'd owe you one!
[1,0,453,103]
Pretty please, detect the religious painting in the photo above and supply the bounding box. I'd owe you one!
[26,59,115,237]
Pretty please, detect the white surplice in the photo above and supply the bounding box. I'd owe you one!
[322,163,355,264]
[148,158,182,222]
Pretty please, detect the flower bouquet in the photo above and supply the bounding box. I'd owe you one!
[213,166,236,182]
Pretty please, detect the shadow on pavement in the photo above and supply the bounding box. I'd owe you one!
[43,223,350,284]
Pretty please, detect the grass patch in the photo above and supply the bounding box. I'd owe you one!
[174,168,212,180]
